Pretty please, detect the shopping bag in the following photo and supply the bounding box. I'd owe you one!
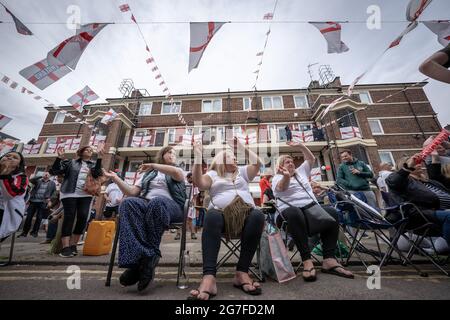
[260,223,296,283]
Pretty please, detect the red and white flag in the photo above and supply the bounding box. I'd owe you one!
[132,134,152,147]
[67,86,99,112]
[388,21,418,49]
[131,14,137,23]
[19,58,72,90]
[406,0,433,22]
[1,4,33,35]
[47,23,108,70]
[125,171,142,185]
[1,76,9,84]
[0,114,12,130]
[263,13,274,20]
[119,4,130,12]
[256,52,264,56]
[146,57,154,64]
[423,21,450,46]
[64,138,81,150]
[155,74,162,79]
[310,22,349,53]
[22,144,41,154]
[236,132,257,145]
[0,139,18,154]
[45,143,65,154]
[292,130,314,143]
[340,126,362,140]
[181,133,202,146]
[9,81,18,89]
[89,134,106,147]
[188,22,225,72]
[151,66,158,72]
[101,108,118,125]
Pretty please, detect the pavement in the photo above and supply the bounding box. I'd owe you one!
[0,229,449,300]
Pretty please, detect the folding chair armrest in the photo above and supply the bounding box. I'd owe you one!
[399,202,431,223]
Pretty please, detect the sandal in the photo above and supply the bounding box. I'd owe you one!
[321,265,354,279]
[187,289,216,300]
[233,282,262,296]
[302,268,317,282]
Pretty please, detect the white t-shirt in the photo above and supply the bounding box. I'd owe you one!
[105,183,123,207]
[135,171,176,201]
[60,161,91,199]
[206,166,255,210]
[272,161,317,212]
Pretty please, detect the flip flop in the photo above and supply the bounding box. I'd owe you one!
[233,282,262,296]
[321,265,354,279]
[302,268,317,282]
[187,289,217,300]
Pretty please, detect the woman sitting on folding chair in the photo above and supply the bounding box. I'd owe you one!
[272,141,354,281]
[386,153,450,247]
[0,151,29,242]
[102,146,186,292]
[189,137,265,300]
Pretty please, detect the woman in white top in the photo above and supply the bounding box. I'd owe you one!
[272,141,353,281]
[102,146,186,292]
[189,138,265,300]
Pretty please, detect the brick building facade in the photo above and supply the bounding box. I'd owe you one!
[16,78,443,214]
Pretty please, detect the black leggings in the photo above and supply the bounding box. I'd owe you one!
[277,206,339,261]
[61,197,92,237]
[202,208,265,276]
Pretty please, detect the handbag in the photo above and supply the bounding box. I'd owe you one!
[83,172,104,196]
[279,174,336,236]
[260,221,296,283]
[210,178,253,240]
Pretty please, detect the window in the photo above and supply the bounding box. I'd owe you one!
[202,99,222,112]
[336,109,358,128]
[262,96,283,110]
[359,92,372,104]
[368,119,384,135]
[243,98,252,111]
[277,125,287,142]
[348,145,370,164]
[53,112,65,124]
[161,102,181,114]
[138,102,152,115]
[47,137,57,145]
[128,161,143,172]
[294,95,309,109]
[292,123,312,132]
[379,151,395,166]
[154,130,165,146]
[168,128,176,143]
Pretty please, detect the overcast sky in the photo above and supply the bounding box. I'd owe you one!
[0,0,449,142]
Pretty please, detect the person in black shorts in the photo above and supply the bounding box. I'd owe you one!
[419,43,450,84]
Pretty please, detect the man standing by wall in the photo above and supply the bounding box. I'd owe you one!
[337,149,377,208]
[18,172,56,237]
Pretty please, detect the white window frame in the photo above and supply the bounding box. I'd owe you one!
[161,101,181,115]
[368,119,384,135]
[359,91,373,104]
[168,128,176,144]
[53,112,65,124]
[261,96,284,110]
[46,137,57,145]
[133,129,150,137]
[243,97,252,111]
[138,102,153,116]
[378,151,395,166]
[202,99,222,113]
[128,161,143,172]
[294,95,309,109]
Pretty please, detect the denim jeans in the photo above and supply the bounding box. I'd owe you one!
[434,210,450,245]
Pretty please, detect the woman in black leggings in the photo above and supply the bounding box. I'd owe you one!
[272,141,354,281]
[189,138,265,300]
[50,145,103,258]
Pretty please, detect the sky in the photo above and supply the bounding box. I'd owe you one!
[0,0,449,142]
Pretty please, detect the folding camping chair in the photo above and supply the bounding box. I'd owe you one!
[381,191,449,277]
[0,233,16,267]
[105,187,193,288]
[331,186,430,276]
